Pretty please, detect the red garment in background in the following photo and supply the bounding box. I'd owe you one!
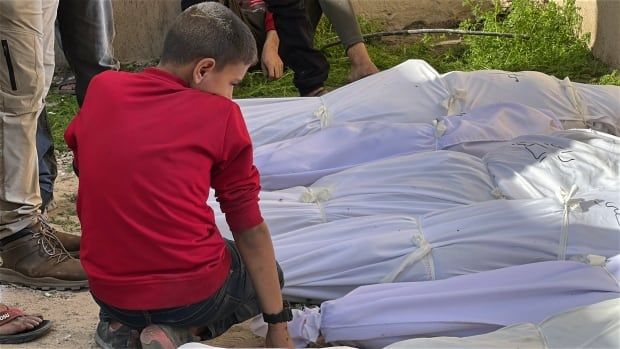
[65,68,263,310]
[241,0,275,32]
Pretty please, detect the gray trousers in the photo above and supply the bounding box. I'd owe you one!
[0,0,59,238]
[305,0,364,50]
[36,0,118,201]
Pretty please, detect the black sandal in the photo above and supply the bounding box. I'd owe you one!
[0,306,52,344]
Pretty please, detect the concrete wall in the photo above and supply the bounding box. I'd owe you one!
[95,0,618,68]
[111,0,180,63]
[349,0,476,29]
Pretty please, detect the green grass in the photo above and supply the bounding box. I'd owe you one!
[46,92,79,153]
[47,0,620,151]
[458,0,619,84]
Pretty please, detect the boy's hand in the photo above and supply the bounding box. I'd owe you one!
[262,30,283,80]
[265,323,294,348]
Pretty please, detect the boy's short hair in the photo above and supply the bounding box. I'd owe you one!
[161,2,257,69]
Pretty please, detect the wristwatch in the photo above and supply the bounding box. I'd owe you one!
[263,301,293,324]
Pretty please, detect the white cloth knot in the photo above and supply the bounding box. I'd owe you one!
[299,187,331,203]
[432,119,447,151]
[313,98,331,129]
[300,187,331,223]
[561,76,589,127]
[557,185,580,260]
[381,230,434,283]
[586,254,607,266]
[441,88,467,115]
[491,187,506,199]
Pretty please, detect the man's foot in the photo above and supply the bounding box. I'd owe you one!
[0,217,88,291]
[348,62,380,82]
[94,321,141,349]
[140,324,198,349]
[0,304,52,344]
[57,74,76,95]
[346,42,380,82]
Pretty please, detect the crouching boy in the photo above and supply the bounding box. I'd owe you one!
[64,3,293,348]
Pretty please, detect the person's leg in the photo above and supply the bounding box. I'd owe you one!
[92,301,143,349]
[56,0,119,107]
[36,106,56,213]
[318,0,377,82]
[304,0,323,31]
[36,0,118,211]
[0,0,51,236]
[34,0,63,213]
[193,240,284,339]
[264,0,329,96]
[138,240,284,348]
[0,0,87,290]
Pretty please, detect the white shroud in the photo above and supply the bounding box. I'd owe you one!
[484,133,620,199]
[211,151,497,239]
[253,256,619,349]
[385,298,620,349]
[254,103,562,190]
[235,60,449,147]
[439,69,620,133]
[571,82,620,135]
[274,190,620,301]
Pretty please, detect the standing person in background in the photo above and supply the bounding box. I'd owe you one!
[304,0,378,82]
[182,0,377,92]
[36,0,119,213]
[257,0,331,96]
[183,0,329,96]
[0,0,87,290]
[182,0,285,80]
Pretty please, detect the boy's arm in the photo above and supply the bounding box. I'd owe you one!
[232,223,293,348]
[211,106,262,232]
[211,105,292,347]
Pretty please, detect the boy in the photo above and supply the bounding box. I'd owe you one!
[64,3,293,348]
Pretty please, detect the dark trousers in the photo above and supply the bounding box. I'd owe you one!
[36,107,56,204]
[264,0,329,95]
[37,0,118,206]
[95,240,284,340]
[182,0,329,95]
[56,0,118,106]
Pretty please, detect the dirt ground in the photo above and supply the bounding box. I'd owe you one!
[0,158,265,348]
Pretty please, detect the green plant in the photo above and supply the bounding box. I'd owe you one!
[597,70,620,86]
[460,0,616,83]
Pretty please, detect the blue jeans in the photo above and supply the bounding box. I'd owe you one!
[94,240,284,340]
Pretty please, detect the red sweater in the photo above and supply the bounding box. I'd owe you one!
[65,68,263,310]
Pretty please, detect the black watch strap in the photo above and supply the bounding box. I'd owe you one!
[263,302,293,324]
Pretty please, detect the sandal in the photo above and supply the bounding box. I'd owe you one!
[0,305,52,344]
[57,74,76,95]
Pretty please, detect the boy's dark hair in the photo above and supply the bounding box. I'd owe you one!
[161,2,257,69]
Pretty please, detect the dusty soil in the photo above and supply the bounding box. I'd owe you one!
[0,157,265,348]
